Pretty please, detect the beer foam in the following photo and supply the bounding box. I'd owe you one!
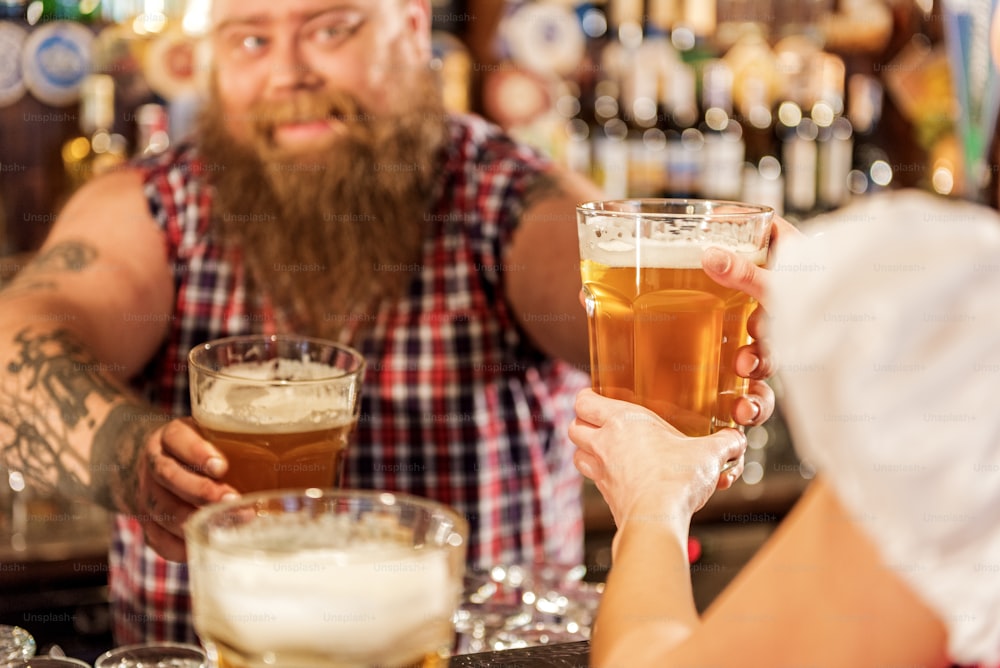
[579,216,768,268]
[192,543,454,661]
[192,360,356,433]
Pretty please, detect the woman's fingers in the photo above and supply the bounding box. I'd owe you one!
[733,379,774,427]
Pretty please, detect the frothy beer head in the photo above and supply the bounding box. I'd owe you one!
[188,335,366,434]
[577,199,772,268]
[191,359,357,433]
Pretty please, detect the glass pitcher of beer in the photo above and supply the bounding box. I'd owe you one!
[577,199,772,436]
[188,335,365,493]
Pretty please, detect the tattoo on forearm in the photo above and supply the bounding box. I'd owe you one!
[1,241,98,298]
[23,241,98,275]
[0,327,155,511]
[91,403,155,513]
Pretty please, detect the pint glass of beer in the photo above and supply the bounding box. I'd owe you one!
[185,489,469,668]
[577,199,772,436]
[188,335,365,493]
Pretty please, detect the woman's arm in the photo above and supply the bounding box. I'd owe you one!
[592,477,952,668]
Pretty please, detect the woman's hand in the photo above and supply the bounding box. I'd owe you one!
[702,216,799,427]
[569,389,747,539]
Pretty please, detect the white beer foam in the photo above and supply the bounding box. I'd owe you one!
[192,359,355,433]
[580,216,768,268]
[195,544,453,660]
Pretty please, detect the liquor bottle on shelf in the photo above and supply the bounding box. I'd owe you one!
[774,42,820,220]
[697,59,745,200]
[846,72,891,198]
[736,70,784,214]
[814,53,853,211]
[658,58,700,198]
[623,17,669,197]
[61,73,127,188]
[778,100,818,219]
[591,0,644,199]
[591,78,629,199]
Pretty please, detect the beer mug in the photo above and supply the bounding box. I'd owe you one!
[188,335,365,493]
[577,199,773,436]
[185,489,469,667]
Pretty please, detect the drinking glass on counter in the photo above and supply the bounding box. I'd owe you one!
[185,489,469,667]
[577,199,773,436]
[94,642,207,668]
[188,335,365,493]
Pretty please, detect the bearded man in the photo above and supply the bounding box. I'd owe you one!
[0,0,776,645]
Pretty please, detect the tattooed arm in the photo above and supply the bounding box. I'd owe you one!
[0,169,234,560]
[505,167,604,368]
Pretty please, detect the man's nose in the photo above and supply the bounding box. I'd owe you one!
[267,34,322,92]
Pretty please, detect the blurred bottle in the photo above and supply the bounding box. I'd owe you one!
[775,41,819,220]
[697,59,745,200]
[592,0,644,198]
[846,73,892,198]
[621,9,670,197]
[62,73,127,188]
[134,101,168,156]
[659,59,700,198]
[814,53,853,211]
[736,69,784,214]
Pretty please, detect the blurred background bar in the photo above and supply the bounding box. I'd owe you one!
[0,0,994,661]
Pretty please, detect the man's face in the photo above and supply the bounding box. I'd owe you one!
[208,0,431,152]
[197,0,446,341]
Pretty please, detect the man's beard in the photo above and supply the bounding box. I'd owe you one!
[197,72,447,342]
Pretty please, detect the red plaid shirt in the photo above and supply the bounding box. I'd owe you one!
[109,114,588,643]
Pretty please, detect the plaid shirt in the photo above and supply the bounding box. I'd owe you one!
[109,114,589,644]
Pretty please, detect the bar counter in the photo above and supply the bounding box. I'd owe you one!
[0,454,808,664]
[454,640,589,666]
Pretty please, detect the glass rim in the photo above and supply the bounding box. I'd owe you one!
[187,334,365,385]
[7,658,91,667]
[185,487,470,554]
[96,641,206,662]
[577,197,774,219]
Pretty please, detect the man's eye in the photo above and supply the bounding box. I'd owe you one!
[310,18,363,45]
[241,35,267,52]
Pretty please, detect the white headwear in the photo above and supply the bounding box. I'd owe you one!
[771,189,1000,665]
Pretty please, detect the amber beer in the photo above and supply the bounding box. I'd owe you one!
[578,200,772,436]
[194,418,356,492]
[188,336,365,493]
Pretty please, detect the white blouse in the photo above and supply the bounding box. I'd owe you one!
[770,190,1000,666]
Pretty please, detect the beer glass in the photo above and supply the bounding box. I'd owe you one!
[185,489,469,668]
[95,642,207,667]
[188,335,365,493]
[577,199,772,436]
